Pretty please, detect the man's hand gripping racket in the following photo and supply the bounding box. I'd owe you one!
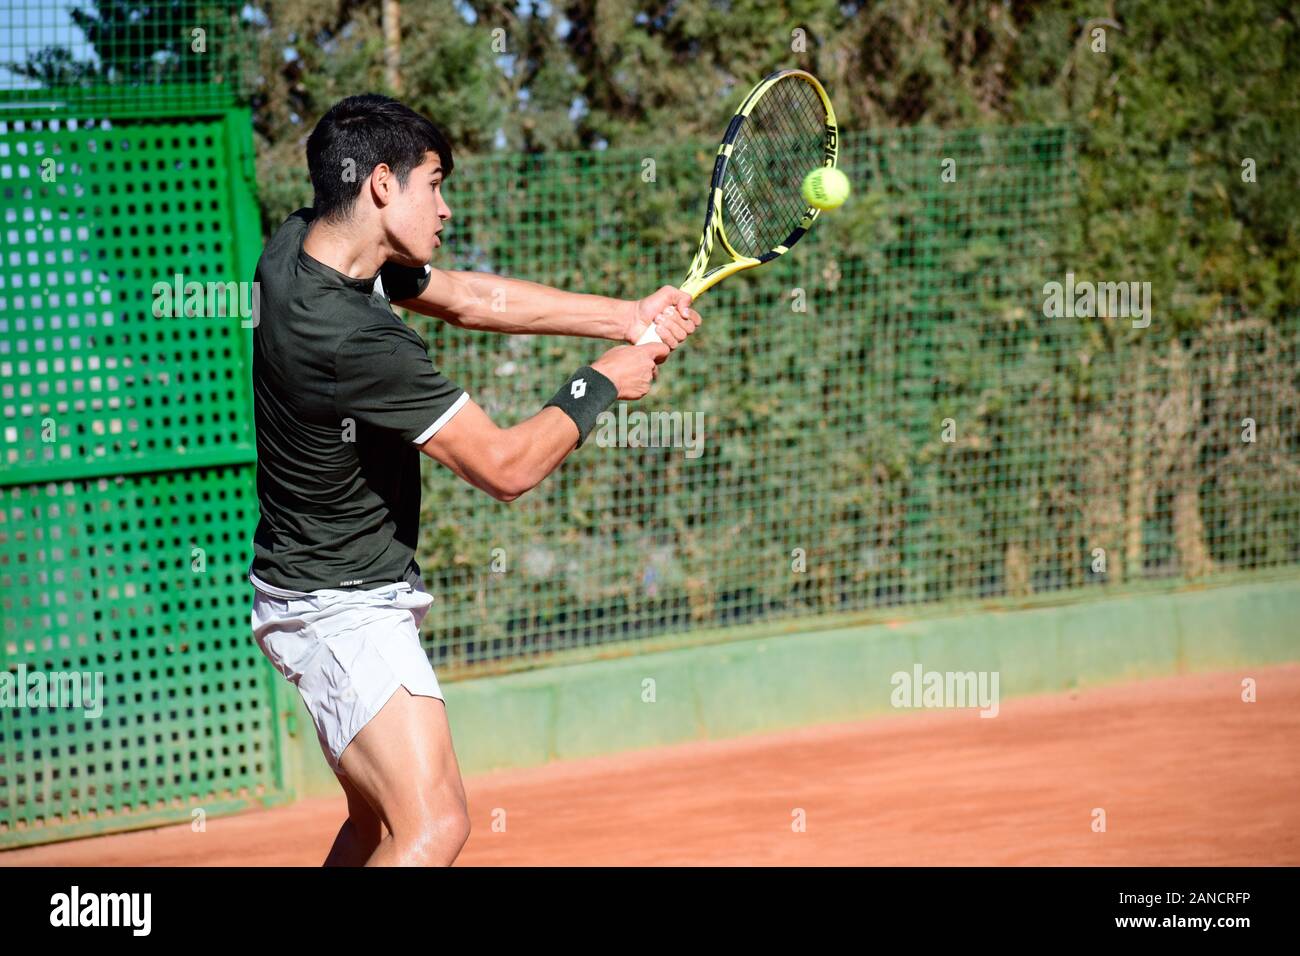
[636,69,840,347]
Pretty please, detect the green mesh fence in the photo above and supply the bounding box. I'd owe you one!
[0,0,245,116]
[413,127,1300,675]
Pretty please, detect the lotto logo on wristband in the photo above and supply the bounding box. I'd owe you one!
[545,367,616,447]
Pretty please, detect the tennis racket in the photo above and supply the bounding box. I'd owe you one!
[636,68,839,346]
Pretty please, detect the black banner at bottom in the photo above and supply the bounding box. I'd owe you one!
[0,866,1287,942]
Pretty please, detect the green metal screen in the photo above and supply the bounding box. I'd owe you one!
[1,2,278,848]
[0,108,279,848]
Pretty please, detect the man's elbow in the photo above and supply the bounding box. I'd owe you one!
[489,484,523,503]
[486,463,538,503]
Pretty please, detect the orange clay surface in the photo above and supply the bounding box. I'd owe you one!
[4,664,1298,866]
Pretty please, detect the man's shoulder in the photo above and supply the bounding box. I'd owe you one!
[259,208,314,265]
[253,208,374,361]
[252,208,424,354]
[279,206,316,235]
[254,209,313,294]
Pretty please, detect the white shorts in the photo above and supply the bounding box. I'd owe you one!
[249,576,444,776]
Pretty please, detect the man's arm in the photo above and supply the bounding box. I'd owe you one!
[394,269,701,346]
[421,343,667,501]
[421,401,578,502]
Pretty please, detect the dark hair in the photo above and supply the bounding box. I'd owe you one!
[306,94,455,222]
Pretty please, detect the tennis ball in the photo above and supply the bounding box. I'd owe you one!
[802,167,850,210]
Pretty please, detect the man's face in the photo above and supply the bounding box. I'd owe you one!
[385,151,451,265]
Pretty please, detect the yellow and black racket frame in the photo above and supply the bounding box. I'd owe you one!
[680,68,839,299]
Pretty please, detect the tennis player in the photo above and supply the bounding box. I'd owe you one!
[248,94,700,866]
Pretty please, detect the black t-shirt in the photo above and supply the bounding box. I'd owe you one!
[249,208,467,593]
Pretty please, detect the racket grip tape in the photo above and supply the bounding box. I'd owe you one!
[635,304,686,346]
[635,323,665,346]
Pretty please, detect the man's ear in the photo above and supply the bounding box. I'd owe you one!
[369,162,394,208]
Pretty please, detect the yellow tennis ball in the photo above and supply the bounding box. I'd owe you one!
[802,167,850,210]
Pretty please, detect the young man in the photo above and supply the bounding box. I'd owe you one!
[248,94,700,866]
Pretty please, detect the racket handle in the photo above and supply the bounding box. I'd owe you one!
[635,274,707,346]
[635,323,665,346]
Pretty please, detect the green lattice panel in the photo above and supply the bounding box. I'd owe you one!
[0,114,254,484]
[0,466,281,847]
[0,98,269,845]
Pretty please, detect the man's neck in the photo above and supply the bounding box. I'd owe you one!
[302,216,389,280]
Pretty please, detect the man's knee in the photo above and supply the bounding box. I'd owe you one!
[421,801,470,848]
[399,800,470,864]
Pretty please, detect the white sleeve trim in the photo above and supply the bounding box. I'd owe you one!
[412,391,470,445]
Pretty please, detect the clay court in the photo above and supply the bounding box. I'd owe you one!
[4,663,1297,867]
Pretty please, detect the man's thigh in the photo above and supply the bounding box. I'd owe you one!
[338,687,468,831]
[252,580,446,777]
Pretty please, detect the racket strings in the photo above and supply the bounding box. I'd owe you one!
[722,78,826,257]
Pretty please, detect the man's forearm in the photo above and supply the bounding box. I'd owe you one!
[493,407,583,500]
[438,271,631,339]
